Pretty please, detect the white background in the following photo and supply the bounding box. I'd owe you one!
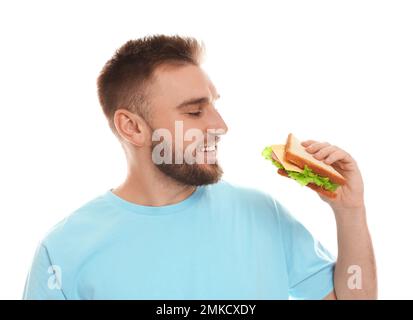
[1,0,412,299]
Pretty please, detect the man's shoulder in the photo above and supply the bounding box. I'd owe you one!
[207,180,277,209]
[40,191,116,250]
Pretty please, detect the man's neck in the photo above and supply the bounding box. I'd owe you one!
[111,164,196,207]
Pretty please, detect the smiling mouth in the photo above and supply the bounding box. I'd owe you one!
[198,144,217,152]
[197,136,220,152]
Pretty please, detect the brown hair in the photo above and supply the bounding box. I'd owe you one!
[97,35,204,135]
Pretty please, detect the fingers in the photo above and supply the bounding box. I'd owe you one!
[302,139,352,165]
[301,140,317,147]
[324,150,352,165]
[305,142,330,154]
[313,145,336,160]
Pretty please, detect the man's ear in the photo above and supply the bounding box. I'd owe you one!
[113,109,150,147]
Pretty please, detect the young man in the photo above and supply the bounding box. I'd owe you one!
[23,35,376,300]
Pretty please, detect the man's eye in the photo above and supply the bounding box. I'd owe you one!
[187,111,202,117]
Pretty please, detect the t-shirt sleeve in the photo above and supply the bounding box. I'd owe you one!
[23,243,66,300]
[274,200,336,300]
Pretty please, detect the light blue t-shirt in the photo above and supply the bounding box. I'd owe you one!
[23,181,335,300]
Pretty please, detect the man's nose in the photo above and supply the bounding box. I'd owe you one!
[207,107,228,135]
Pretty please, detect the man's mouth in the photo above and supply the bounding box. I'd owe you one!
[198,144,217,152]
[197,137,220,153]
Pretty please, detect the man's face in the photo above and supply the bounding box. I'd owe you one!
[147,63,228,186]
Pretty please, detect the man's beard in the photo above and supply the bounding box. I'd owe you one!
[151,140,223,186]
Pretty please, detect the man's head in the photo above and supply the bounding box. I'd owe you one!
[97,35,228,186]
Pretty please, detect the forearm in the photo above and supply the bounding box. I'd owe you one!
[332,206,377,299]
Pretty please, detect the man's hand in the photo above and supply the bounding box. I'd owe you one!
[301,139,377,299]
[301,140,364,211]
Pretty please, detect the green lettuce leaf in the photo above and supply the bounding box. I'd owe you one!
[261,146,284,169]
[262,146,340,192]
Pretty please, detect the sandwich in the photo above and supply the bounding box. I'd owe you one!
[262,133,346,198]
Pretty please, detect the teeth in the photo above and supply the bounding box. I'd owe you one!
[199,145,216,152]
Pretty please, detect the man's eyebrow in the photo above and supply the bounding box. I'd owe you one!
[176,94,220,109]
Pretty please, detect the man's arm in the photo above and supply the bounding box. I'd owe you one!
[332,205,376,299]
[302,140,377,300]
[23,244,67,300]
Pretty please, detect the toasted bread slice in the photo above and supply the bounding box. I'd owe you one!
[277,169,337,199]
[285,133,346,185]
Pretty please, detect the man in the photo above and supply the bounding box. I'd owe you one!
[23,35,377,300]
